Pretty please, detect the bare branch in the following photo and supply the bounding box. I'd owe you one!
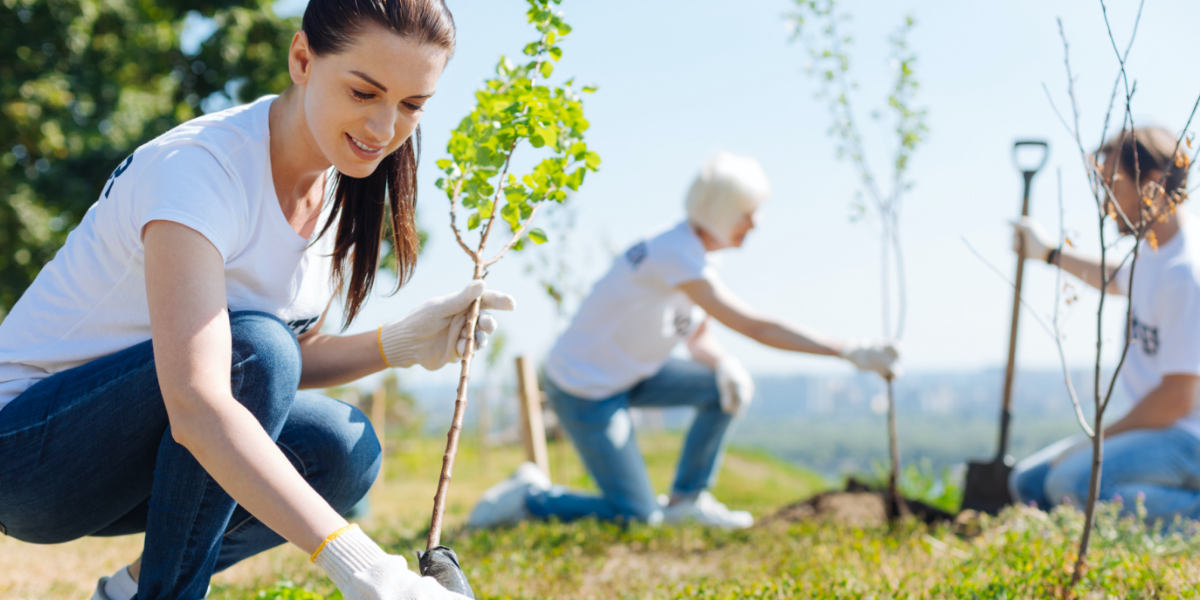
[959,236,1056,339]
[1095,0,1144,149]
[1053,169,1096,438]
[447,179,479,260]
[481,199,546,269]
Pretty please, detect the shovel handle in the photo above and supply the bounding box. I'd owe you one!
[998,140,1049,460]
[1012,140,1050,178]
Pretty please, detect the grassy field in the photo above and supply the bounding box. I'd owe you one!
[4,434,1200,599]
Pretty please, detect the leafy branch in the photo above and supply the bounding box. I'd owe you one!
[425,0,600,550]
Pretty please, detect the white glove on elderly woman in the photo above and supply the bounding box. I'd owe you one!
[840,340,903,379]
[716,356,755,416]
[314,525,471,600]
[1011,216,1054,262]
[379,281,515,371]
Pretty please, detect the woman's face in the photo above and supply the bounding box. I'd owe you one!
[727,210,758,248]
[291,25,449,178]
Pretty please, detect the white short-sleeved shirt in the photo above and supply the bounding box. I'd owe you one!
[1114,211,1200,438]
[0,96,337,412]
[544,221,715,399]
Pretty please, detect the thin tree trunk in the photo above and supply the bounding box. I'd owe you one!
[1070,419,1104,587]
[886,379,908,518]
[427,266,485,550]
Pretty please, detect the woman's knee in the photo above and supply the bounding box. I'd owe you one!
[282,394,381,514]
[228,312,302,421]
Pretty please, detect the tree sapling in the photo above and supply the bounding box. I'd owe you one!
[424,0,600,550]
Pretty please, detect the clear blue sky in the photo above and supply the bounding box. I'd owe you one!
[269,0,1199,387]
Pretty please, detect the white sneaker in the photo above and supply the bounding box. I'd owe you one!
[662,491,754,529]
[467,462,551,529]
[91,578,114,600]
[90,568,210,600]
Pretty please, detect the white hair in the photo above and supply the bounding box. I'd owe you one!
[684,152,771,245]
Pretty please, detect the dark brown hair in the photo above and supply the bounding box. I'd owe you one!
[303,0,456,328]
[1098,127,1189,195]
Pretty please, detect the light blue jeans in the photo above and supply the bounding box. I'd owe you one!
[528,359,736,523]
[1009,425,1200,522]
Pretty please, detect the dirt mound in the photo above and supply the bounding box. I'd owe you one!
[767,479,957,527]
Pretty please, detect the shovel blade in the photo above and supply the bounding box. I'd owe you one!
[961,459,1013,515]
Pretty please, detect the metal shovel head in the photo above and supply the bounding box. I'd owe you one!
[961,458,1013,515]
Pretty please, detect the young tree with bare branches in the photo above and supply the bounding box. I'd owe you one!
[1007,2,1199,587]
[787,0,927,517]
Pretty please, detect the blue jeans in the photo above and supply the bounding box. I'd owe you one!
[1009,426,1200,522]
[0,312,380,600]
[529,359,736,523]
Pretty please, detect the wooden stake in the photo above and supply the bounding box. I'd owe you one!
[515,355,550,478]
[371,386,388,485]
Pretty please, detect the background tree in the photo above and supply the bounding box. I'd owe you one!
[0,0,295,316]
[424,0,600,549]
[787,0,928,516]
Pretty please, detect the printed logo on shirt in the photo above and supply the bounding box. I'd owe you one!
[625,242,648,268]
[103,154,134,199]
[1130,312,1159,356]
[288,316,320,336]
[673,310,692,337]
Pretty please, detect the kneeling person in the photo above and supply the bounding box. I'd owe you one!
[469,152,901,529]
[1009,127,1200,522]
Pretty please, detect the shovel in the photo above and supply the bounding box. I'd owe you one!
[961,140,1049,515]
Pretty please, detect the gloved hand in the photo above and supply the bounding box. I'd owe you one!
[314,525,471,600]
[840,340,902,379]
[380,281,515,370]
[1011,216,1054,262]
[417,546,475,599]
[715,356,755,416]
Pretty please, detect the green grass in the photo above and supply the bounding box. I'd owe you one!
[213,435,1200,600]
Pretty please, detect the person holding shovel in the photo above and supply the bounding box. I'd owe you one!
[467,152,902,530]
[1009,127,1200,522]
[0,1,508,598]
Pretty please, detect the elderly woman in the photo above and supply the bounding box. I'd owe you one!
[468,152,901,529]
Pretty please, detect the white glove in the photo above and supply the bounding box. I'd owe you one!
[314,525,470,600]
[1011,216,1054,262]
[715,356,755,416]
[840,339,902,379]
[380,281,515,370]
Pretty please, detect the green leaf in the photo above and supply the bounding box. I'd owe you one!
[500,203,520,228]
[539,61,554,79]
[581,85,598,93]
[549,47,563,62]
[584,151,602,169]
[436,159,453,171]
[528,228,549,244]
[467,212,482,230]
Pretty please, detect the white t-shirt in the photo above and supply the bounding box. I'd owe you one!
[544,221,715,399]
[1114,211,1200,437]
[0,96,337,412]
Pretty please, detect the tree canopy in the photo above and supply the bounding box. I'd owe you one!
[0,0,296,315]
